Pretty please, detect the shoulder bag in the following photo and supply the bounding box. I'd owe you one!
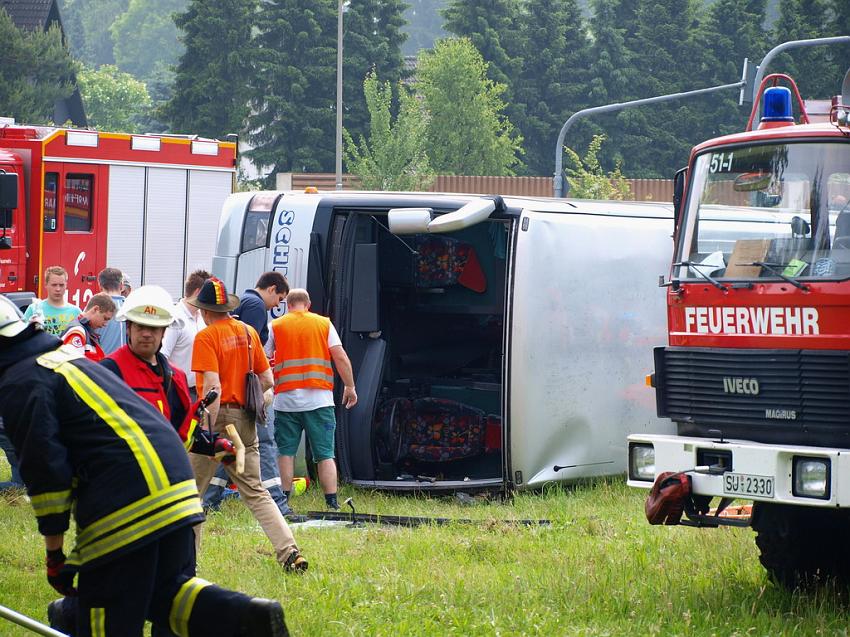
[242,323,265,424]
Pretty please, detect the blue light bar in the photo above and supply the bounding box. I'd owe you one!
[762,86,794,122]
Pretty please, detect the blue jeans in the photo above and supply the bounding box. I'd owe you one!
[0,418,23,490]
[202,405,291,515]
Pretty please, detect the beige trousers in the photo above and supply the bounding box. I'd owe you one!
[190,404,298,566]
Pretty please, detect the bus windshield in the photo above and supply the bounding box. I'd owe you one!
[677,141,850,281]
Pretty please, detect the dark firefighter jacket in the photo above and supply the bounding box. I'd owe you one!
[0,332,204,570]
[102,346,195,445]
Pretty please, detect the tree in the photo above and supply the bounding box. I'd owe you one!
[442,0,522,97]
[77,64,151,132]
[772,0,841,100]
[162,0,256,138]
[59,0,129,66]
[0,10,76,124]
[564,135,631,200]
[248,0,337,179]
[693,0,768,138]
[586,0,632,107]
[111,0,187,81]
[343,0,408,147]
[416,38,522,175]
[613,0,705,177]
[344,72,433,190]
[515,0,590,176]
[402,0,447,55]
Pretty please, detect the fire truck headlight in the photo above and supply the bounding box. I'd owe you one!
[793,457,830,499]
[629,443,655,482]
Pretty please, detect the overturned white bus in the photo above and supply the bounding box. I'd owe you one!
[214,191,675,491]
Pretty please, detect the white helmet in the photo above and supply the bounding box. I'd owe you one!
[116,285,176,327]
[0,295,27,338]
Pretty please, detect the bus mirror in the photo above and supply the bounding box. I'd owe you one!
[0,172,18,211]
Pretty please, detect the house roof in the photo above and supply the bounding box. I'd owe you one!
[0,0,61,32]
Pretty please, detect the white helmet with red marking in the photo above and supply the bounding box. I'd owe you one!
[116,285,176,327]
[0,295,28,338]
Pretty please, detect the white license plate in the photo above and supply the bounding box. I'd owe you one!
[723,472,774,498]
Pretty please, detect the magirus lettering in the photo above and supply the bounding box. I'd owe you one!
[722,377,759,395]
[765,408,796,420]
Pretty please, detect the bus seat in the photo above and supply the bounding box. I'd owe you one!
[374,397,487,464]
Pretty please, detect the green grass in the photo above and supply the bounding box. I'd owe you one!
[1,473,849,636]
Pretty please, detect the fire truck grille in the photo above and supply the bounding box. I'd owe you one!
[654,347,850,446]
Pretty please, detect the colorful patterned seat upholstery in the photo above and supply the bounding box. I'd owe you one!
[374,397,487,463]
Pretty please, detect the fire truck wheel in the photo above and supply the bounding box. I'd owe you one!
[752,502,850,589]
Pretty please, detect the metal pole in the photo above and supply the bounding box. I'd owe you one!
[0,604,68,637]
[752,35,850,103]
[335,0,344,191]
[553,80,744,197]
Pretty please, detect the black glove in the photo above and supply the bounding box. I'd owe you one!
[46,548,78,596]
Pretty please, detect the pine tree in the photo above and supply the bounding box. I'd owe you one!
[693,0,768,138]
[343,0,407,147]
[586,0,632,106]
[614,0,704,177]
[402,0,447,55]
[0,10,76,124]
[515,0,590,176]
[772,0,840,101]
[248,0,337,177]
[161,0,256,139]
[442,0,522,97]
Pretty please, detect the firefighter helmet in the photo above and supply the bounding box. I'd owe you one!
[0,295,28,338]
[116,285,176,327]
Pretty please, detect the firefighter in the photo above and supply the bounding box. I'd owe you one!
[101,285,195,442]
[0,295,289,637]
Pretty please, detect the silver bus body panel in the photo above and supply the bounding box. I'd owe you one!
[509,206,675,488]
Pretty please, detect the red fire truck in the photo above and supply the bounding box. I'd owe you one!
[0,120,236,308]
[627,71,850,588]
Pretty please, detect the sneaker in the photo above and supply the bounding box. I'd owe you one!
[47,597,77,635]
[327,501,341,512]
[239,598,289,637]
[283,550,308,573]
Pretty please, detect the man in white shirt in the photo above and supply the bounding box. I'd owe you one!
[161,270,209,399]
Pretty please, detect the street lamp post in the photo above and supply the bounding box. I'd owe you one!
[335,1,346,191]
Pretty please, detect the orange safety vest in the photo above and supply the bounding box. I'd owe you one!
[270,310,334,393]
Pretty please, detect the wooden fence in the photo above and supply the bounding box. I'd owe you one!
[279,172,674,202]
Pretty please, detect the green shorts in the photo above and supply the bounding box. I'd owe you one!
[274,407,337,461]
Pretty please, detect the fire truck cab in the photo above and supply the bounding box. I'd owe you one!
[0,121,236,308]
[628,72,850,587]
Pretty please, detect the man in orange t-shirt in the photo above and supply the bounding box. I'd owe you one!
[189,278,307,573]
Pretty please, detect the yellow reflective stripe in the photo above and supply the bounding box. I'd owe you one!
[76,497,203,564]
[274,370,333,386]
[183,418,198,451]
[169,577,212,637]
[273,357,330,372]
[54,362,168,492]
[76,479,198,548]
[90,607,105,637]
[30,489,72,517]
